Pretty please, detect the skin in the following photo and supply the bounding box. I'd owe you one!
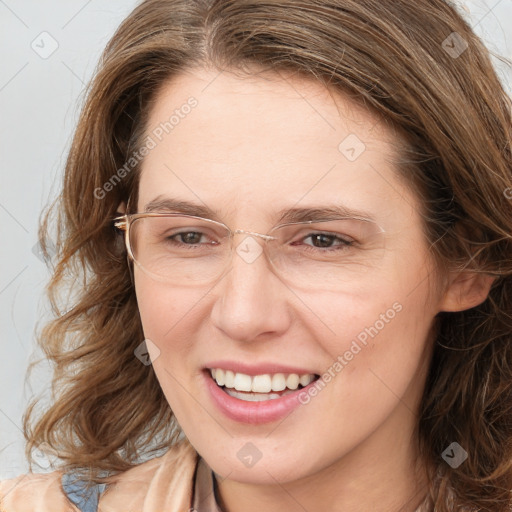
[118,66,494,512]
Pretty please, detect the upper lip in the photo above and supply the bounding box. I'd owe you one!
[204,360,319,376]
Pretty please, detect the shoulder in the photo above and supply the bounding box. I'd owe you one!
[99,438,198,510]
[0,470,72,512]
[0,439,198,512]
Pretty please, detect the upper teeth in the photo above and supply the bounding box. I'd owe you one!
[210,368,316,393]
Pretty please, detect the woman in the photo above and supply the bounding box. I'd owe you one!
[1,0,511,511]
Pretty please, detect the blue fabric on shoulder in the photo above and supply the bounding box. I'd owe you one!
[61,472,107,512]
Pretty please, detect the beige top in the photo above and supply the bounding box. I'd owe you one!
[0,438,434,511]
[0,439,200,511]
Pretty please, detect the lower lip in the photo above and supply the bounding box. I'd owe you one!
[203,370,317,424]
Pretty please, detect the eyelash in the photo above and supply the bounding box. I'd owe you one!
[168,231,355,251]
[296,233,355,252]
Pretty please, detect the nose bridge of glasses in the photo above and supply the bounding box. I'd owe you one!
[232,228,276,241]
[229,228,280,273]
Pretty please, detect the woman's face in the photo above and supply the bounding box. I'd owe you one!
[133,67,445,484]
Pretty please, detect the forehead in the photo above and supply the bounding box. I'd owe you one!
[137,67,418,230]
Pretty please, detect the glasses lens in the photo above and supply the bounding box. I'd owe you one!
[129,215,230,284]
[267,218,386,291]
[128,215,386,290]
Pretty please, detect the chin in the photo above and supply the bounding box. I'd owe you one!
[211,455,310,485]
[194,436,324,486]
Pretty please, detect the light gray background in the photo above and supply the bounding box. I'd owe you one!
[1,0,511,478]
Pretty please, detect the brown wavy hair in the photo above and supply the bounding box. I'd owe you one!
[24,0,512,509]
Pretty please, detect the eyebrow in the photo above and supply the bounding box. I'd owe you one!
[143,196,377,224]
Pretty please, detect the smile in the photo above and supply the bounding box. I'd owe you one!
[209,368,318,401]
[203,366,321,424]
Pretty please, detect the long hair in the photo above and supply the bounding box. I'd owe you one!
[24,1,512,510]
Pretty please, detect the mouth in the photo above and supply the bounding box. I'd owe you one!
[206,367,321,402]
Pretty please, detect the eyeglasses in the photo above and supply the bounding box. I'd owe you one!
[114,213,386,291]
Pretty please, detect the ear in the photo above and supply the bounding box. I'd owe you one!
[438,270,496,312]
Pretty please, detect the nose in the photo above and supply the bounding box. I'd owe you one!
[209,234,292,342]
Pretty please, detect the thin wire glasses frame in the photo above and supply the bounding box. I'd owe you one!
[114,212,386,288]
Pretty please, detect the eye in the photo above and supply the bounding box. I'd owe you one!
[300,232,355,250]
[164,231,223,250]
[170,231,209,245]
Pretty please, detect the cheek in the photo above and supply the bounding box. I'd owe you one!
[293,294,433,467]
[312,252,437,397]
[133,272,202,356]
[316,293,427,379]
[133,274,204,414]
